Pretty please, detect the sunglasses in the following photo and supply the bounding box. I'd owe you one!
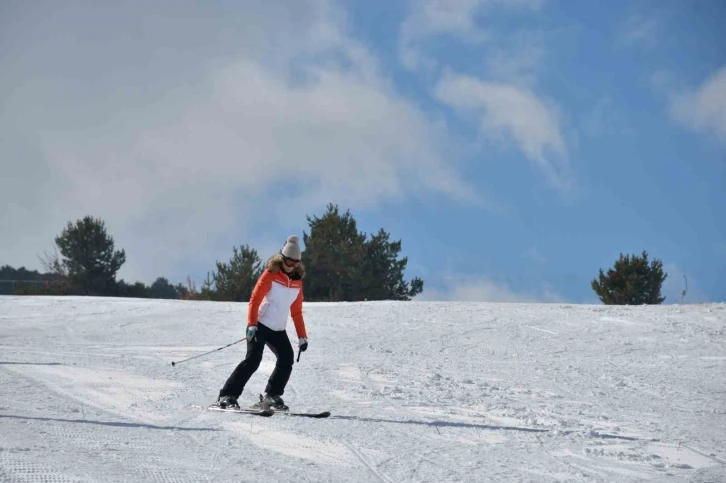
[283,256,300,267]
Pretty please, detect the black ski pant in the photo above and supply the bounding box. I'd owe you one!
[218,323,294,399]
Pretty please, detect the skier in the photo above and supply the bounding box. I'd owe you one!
[213,235,308,411]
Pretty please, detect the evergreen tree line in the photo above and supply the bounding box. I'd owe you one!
[2,201,672,305]
[1,204,424,302]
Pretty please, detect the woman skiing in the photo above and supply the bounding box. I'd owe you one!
[214,235,308,411]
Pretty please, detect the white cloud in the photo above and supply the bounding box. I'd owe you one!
[0,0,485,284]
[485,40,547,88]
[582,97,636,138]
[418,274,563,303]
[398,0,545,72]
[616,14,659,49]
[434,71,573,192]
[667,66,726,142]
[397,0,574,193]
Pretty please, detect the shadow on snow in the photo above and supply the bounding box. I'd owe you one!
[329,414,549,433]
[328,415,654,441]
[0,414,218,432]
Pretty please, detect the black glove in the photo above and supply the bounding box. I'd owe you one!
[246,325,258,343]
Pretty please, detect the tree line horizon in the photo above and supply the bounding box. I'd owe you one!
[2,203,669,305]
[1,204,424,302]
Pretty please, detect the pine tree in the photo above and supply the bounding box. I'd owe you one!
[210,245,264,302]
[302,204,366,301]
[54,216,126,295]
[150,277,179,299]
[591,251,667,305]
[361,228,423,301]
[301,204,424,301]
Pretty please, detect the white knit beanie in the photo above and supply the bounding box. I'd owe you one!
[281,235,302,260]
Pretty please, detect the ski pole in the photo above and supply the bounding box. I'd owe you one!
[296,347,301,362]
[171,338,245,366]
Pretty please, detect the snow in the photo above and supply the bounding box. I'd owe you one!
[1,296,725,482]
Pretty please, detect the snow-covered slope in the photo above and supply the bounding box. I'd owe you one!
[1,296,724,482]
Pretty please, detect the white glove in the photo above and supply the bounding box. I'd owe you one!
[298,337,308,352]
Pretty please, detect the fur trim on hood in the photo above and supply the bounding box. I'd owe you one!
[266,253,305,279]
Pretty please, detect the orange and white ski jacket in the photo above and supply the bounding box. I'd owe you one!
[247,266,307,339]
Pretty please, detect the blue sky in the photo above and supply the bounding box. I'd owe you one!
[2,0,724,304]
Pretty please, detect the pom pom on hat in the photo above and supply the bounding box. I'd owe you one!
[281,235,302,260]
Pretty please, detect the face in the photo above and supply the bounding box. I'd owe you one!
[282,256,300,273]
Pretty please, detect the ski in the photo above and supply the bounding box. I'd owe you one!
[276,410,331,418]
[208,406,274,417]
[249,394,331,418]
[192,403,329,418]
[191,404,274,417]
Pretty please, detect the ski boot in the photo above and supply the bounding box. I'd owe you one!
[256,393,289,412]
[213,395,240,410]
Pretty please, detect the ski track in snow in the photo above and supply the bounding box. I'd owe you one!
[0,296,725,482]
